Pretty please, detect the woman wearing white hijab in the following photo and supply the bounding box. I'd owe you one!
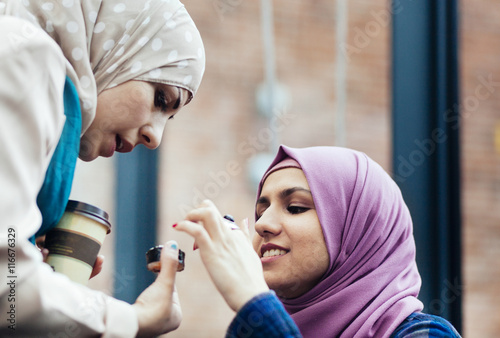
[0,0,205,336]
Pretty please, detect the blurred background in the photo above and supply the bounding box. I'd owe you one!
[69,0,499,337]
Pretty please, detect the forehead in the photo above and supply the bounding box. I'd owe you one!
[260,168,310,194]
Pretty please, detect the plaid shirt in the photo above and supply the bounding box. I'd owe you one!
[391,312,461,338]
[226,291,301,338]
[227,292,461,338]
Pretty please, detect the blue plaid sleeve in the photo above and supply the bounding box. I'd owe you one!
[391,312,462,338]
[226,291,302,338]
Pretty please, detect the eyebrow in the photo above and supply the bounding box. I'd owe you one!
[256,187,312,205]
[172,87,181,110]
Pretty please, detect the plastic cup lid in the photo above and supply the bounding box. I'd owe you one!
[65,200,111,233]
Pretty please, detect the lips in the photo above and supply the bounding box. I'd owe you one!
[115,135,133,153]
[260,243,289,258]
[116,135,123,151]
[102,141,116,158]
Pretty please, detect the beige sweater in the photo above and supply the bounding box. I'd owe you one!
[0,16,138,337]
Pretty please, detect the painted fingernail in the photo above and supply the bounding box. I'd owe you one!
[172,223,177,228]
[223,214,235,222]
[170,242,178,250]
[193,243,198,251]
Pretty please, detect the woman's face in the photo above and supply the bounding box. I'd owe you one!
[79,80,189,162]
[253,167,329,299]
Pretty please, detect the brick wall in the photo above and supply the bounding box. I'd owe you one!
[158,1,391,335]
[72,0,499,336]
[460,0,500,336]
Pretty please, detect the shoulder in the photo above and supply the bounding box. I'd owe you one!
[226,291,302,338]
[0,15,67,125]
[391,312,462,338]
[0,16,67,180]
[0,16,66,77]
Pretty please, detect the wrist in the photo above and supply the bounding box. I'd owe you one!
[232,284,270,312]
[132,303,159,338]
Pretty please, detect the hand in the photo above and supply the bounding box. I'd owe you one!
[133,240,182,337]
[173,200,269,312]
[90,255,104,278]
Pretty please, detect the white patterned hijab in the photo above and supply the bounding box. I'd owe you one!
[0,0,205,133]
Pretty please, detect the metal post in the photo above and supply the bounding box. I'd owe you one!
[114,147,158,303]
[392,0,462,332]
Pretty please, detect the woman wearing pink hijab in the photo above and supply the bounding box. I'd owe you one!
[176,145,460,337]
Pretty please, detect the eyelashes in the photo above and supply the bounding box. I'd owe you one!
[255,205,309,221]
[154,88,178,120]
[287,206,309,214]
[154,88,168,112]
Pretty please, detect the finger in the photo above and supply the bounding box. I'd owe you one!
[156,240,179,290]
[173,220,212,251]
[35,235,46,250]
[241,218,250,238]
[196,199,214,209]
[41,248,49,262]
[185,200,223,236]
[90,255,104,279]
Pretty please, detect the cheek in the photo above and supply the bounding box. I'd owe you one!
[91,114,116,133]
[118,98,150,125]
[299,241,329,277]
[127,86,152,113]
[292,228,329,273]
[98,87,151,125]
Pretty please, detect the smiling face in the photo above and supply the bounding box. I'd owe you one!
[253,167,329,299]
[79,80,189,162]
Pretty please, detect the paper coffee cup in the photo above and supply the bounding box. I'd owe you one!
[44,200,111,285]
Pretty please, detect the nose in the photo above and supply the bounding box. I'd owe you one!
[254,207,282,238]
[139,124,164,149]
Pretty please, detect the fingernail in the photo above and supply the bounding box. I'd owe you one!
[223,214,235,222]
[193,243,198,251]
[172,223,177,228]
[166,241,179,260]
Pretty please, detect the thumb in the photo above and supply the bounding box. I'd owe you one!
[156,240,179,286]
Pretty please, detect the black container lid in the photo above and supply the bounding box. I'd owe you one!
[65,200,111,233]
[146,245,163,264]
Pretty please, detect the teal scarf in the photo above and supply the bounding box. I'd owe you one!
[30,76,82,243]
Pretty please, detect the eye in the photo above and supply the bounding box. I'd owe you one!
[154,88,168,112]
[255,205,268,221]
[287,206,309,215]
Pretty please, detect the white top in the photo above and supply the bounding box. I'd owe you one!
[0,16,138,337]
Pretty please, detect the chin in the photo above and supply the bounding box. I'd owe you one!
[78,139,98,162]
[78,151,97,162]
[78,155,94,162]
[265,275,302,299]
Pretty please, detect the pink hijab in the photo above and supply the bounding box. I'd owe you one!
[257,145,423,337]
